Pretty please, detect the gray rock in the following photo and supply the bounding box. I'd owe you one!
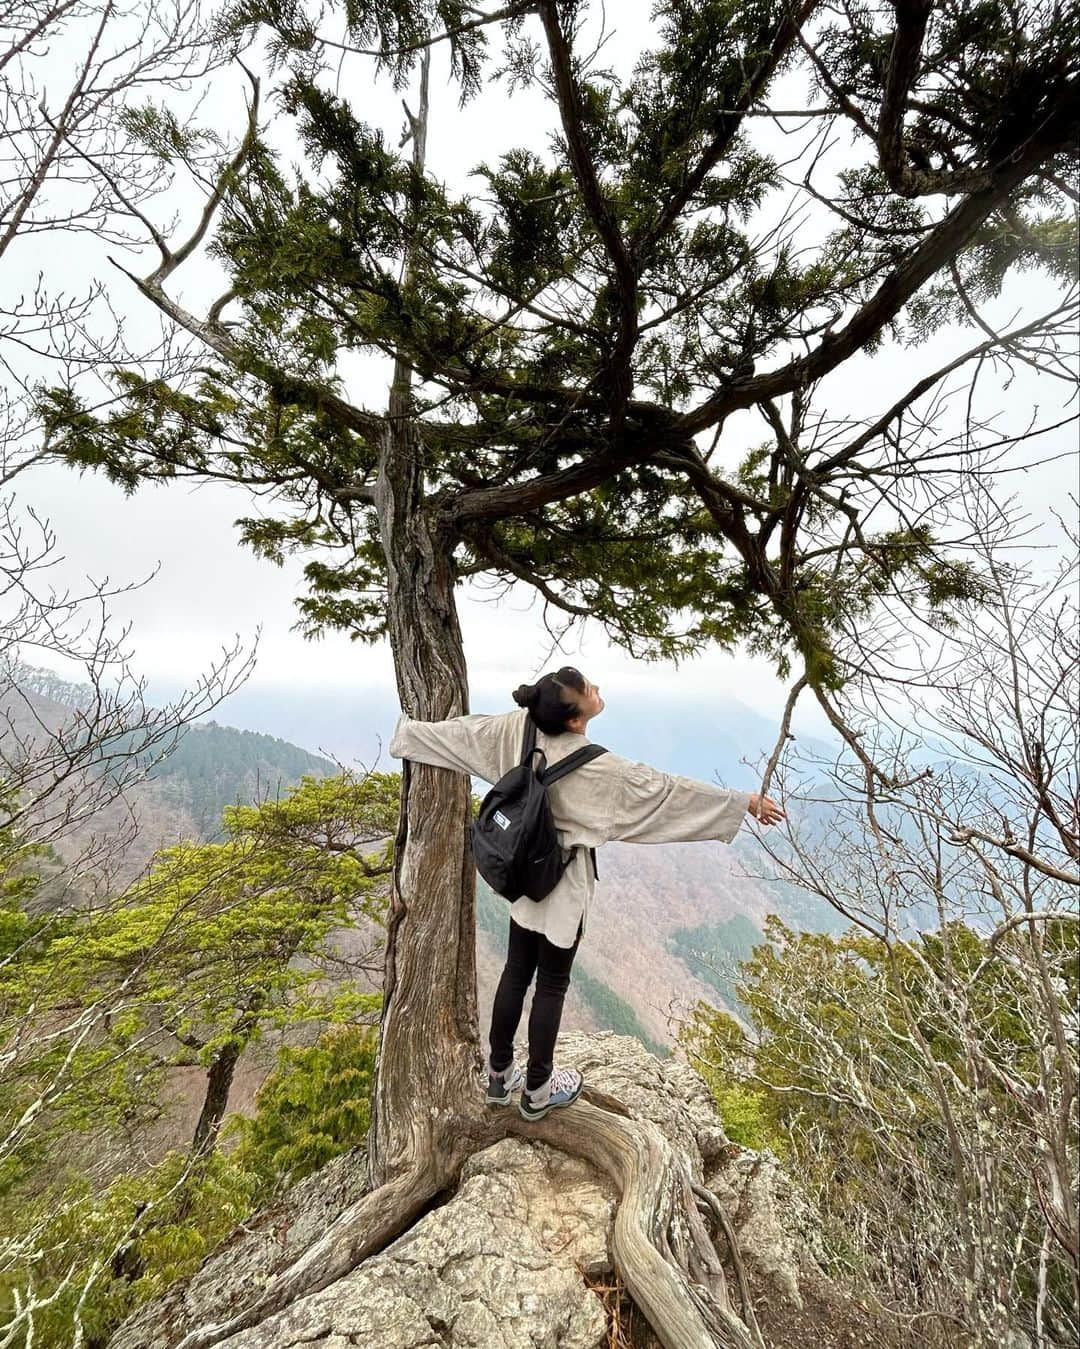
[217,1138,612,1348]
[112,1031,838,1349]
[555,1034,831,1313]
[705,1146,830,1310]
[553,1030,727,1181]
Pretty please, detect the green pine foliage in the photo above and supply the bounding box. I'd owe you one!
[0,767,390,1349]
[226,1024,377,1191]
[24,773,392,1083]
[0,1149,263,1349]
[677,998,783,1153]
[37,2,1077,693]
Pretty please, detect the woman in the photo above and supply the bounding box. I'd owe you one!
[388,666,785,1122]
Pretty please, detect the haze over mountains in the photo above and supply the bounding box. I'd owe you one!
[143,673,831,791]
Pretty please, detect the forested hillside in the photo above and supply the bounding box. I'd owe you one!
[4,667,337,884]
[151,720,336,838]
[10,665,791,1050]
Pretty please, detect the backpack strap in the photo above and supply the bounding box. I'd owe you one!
[520,714,537,762]
[535,738,607,882]
[520,713,547,776]
[539,743,608,785]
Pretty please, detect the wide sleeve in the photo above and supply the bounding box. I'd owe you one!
[387,710,506,784]
[604,757,753,846]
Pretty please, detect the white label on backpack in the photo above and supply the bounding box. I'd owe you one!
[493,810,511,830]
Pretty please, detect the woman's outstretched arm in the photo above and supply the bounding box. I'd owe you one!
[603,757,755,845]
[387,710,507,784]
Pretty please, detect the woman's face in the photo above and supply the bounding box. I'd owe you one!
[574,676,604,721]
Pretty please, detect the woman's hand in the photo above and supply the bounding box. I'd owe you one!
[747,793,786,826]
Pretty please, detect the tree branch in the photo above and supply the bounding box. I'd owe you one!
[813,302,1078,476]
[637,0,821,253]
[467,529,592,615]
[537,0,637,430]
[681,85,1079,435]
[877,0,934,195]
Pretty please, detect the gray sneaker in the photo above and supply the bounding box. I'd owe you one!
[519,1066,583,1121]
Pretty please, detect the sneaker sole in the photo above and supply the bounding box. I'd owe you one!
[518,1085,583,1120]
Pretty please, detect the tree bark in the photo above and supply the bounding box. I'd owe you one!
[367,396,486,1189]
[365,45,487,1192]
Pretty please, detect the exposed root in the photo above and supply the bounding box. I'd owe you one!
[512,1101,759,1349]
[692,1182,767,1349]
[171,1161,445,1349]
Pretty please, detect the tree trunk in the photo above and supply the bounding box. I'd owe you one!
[364,44,485,1192]
[191,1039,243,1157]
[159,364,761,1349]
[155,47,761,1349]
[366,386,485,1192]
[163,1037,247,1228]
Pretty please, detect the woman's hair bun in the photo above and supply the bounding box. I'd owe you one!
[511,682,537,708]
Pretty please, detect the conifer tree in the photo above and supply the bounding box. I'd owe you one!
[0,774,393,1212]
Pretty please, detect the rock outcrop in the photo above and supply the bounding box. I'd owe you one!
[111,1033,887,1349]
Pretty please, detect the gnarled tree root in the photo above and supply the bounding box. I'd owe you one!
[692,1182,767,1349]
[171,1158,450,1349]
[522,1101,759,1349]
[125,1097,759,1349]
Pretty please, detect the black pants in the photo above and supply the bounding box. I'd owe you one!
[488,915,583,1091]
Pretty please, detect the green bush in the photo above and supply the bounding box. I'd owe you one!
[676,998,785,1154]
[227,1023,377,1190]
[710,1083,777,1151]
[0,1149,263,1349]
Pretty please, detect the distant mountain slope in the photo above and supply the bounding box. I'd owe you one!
[10,666,839,1055]
[668,913,765,1016]
[141,677,838,791]
[151,720,336,838]
[3,668,337,885]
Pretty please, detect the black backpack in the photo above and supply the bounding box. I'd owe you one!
[471,714,607,902]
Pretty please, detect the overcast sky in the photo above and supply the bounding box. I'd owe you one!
[14,2,1078,762]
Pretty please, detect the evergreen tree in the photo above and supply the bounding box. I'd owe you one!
[0,1027,378,1349]
[0,770,394,1229]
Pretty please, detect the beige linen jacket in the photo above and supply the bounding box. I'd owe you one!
[389,706,752,949]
